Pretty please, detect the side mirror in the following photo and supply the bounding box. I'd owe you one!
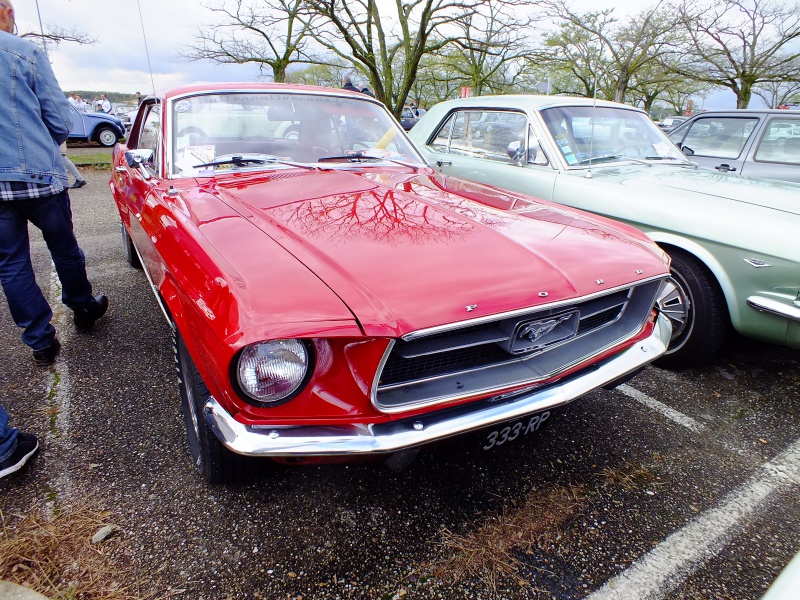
[124,149,154,179]
[681,145,695,156]
[507,140,526,164]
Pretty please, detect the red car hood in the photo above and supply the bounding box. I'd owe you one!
[210,169,666,337]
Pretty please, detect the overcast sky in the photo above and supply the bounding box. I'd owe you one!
[18,0,738,108]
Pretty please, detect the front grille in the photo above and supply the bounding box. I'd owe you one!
[373,279,664,412]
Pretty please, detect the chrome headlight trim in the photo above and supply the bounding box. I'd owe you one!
[232,339,314,407]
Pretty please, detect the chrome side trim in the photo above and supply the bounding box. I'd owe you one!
[401,275,664,341]
[203,313,671,457]
[747,296,800,323]
[124,221,175,330]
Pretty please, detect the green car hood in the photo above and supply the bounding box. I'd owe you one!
[610,166,800,216]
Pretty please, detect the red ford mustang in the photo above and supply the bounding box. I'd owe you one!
[111,83,672,483]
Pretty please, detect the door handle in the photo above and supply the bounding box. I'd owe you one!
[115,166,127,172]
[436,160,452,167]
[714,163,737,172]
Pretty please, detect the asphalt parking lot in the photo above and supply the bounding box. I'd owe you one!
[1,164,799,599]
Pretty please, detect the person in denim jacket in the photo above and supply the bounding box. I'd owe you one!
[0,0,108,478]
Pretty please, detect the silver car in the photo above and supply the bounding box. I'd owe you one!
[668,109,800,183]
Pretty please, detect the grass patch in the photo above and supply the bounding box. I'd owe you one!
[601,457,660,491]
[0,503,161,600]
[434,485,585,591]
[67,152,112,167]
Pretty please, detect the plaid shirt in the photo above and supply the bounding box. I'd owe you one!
[0,180,64,201]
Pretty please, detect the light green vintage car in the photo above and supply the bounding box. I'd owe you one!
[409,95,800,367]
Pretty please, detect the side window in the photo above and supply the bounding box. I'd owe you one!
[430,112,456,152]
[526,126,549,166]
[136,105,162,172]
[429,110,532,164]
[754,118,800,165]
[680,117,758,159]
[475,112,528,163]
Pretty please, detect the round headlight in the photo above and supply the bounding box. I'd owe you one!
[236,339,310,403]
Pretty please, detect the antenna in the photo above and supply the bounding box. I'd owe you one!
[136,0,157,96]
[34,0,48,58]
[586,67,598,179]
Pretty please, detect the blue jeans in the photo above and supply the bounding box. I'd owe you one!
[0,404,17,463]
[0,189,93,350]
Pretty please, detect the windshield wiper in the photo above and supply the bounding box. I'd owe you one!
[317,150,419,171]
[642,155,696,167]
[577,153,623,165]
[194,153,316,170]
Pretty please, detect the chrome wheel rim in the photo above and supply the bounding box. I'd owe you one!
[657,276,692,347]
[99,129,117,146]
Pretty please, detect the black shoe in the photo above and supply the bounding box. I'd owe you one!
[73,294,108,332]
[71,179,87,189]
[32,337,60,366]
[0,432,39,479]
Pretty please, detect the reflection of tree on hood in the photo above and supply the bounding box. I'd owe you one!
[273,188,486,246]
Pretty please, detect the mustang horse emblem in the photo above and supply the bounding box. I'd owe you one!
[518,313,575,343]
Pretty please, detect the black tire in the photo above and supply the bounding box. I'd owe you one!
[654,248,728,368]
[95,126,119,147]
[175,330,236,484]
[120,222,141,269]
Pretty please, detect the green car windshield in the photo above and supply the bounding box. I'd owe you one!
[540,105,687,167]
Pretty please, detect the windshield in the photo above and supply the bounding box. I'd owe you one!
[540,105,686,167]
[170,92,422,177]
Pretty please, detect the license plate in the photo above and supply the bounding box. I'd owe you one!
[482,411,551,451]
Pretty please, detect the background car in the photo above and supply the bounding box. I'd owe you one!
[668,109,800,183]
[409,95,800,367]
[657,116,687,131]
[111,83,671,483]
[399,106,419,130]
[68,104,126,147]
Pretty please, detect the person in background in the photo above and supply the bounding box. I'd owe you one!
[75,94,88,112]
[416,104,426,117]
[135,91,142,106]
[361,86,375,97]
[67,92,78,108]
[59,142,86,189]
[100,94,111,114]
[342,75,360,93]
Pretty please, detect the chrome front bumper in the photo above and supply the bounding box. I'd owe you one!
[205,313,672,458]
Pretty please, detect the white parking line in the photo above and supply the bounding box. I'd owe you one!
[586,436,800,600]
[617,384,706,433]
[48,269,76,501]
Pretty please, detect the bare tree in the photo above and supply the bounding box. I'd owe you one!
[411,53,466,104]
[535,23,605,98]
[673,0,800,108]
[434,0,537,97]
[301,0,489,114]
[540,1,678,103]
[20,25,95,48]
[183,0,313,83]
[753,77,800,107]
[285,62,350,87]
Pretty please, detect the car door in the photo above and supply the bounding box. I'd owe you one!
[423,108,558,202]
[669,115,759,175]
[112,102,168,277]
[741,116,800,183]
[69,104,88,138]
